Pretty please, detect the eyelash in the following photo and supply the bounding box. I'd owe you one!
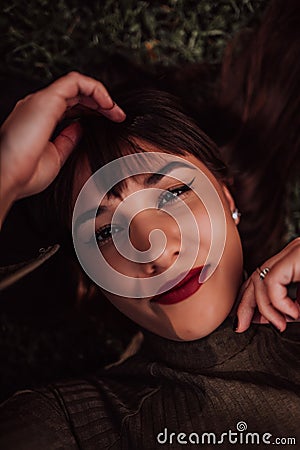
[157,179,194,208]
[94,179,194,247]
[95,224,124,247]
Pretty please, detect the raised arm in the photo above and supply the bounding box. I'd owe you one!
[0,71,126,227]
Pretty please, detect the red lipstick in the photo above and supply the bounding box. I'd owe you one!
[151,266,205,305]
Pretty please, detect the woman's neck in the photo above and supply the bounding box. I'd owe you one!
[140,317,257,371]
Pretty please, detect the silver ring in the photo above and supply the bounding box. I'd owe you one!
[257,266,270,280]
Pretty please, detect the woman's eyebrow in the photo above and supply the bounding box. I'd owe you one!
[74,205,108,230]
[145,161,196,186]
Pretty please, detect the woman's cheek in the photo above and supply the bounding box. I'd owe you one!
[100,245,137,277]
[190,200,212,261]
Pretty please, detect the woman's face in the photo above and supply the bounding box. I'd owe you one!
[74,141,243,341]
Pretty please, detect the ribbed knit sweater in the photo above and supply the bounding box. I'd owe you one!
[0,318,299,449]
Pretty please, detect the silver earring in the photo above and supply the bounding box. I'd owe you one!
[232,208,241,222]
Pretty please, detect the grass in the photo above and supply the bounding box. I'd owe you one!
[1,0,267,81]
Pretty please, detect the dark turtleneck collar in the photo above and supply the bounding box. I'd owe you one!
[141,317,257,371]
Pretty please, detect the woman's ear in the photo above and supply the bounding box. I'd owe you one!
[221,184,241,225]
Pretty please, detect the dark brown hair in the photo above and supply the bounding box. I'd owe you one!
[216,0,300,272]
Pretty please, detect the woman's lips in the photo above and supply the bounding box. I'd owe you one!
[151,266,205,305]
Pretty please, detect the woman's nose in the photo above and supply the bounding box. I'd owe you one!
[129,210,180,275]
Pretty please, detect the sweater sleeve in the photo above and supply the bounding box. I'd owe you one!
[0,389,79,449]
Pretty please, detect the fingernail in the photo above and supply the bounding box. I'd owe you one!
[98,100,115,111]
[113,102,126,112]
[97,102,126,121]
[269,323,282,334]
[232,316,239,331]
[286,315,296,321]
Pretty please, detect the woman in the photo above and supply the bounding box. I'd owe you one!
[0,72,299,449]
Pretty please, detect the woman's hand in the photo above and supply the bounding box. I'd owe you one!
[235,237,300,332]
[0,71,126,225]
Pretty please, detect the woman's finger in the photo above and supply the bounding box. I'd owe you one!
[252,270,287,331]
[235,279,257,332]
[53,121,83,166]
[47,72,126,122]
[263,246,300,320]
[235,269,293,333]
[65,95,125,122]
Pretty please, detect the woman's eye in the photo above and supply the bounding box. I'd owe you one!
[157,181,194,209]
[95,224,123,247]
